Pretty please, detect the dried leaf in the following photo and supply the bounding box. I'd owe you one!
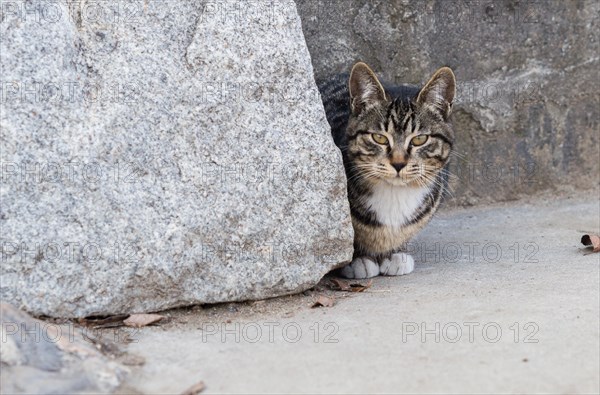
[329,278,351,291]
[311,295,335,308]
[123,313,164,328]
[351,280,373,292]
[180,381,206,395]
[329,278,373,292]
[581,234,600,253]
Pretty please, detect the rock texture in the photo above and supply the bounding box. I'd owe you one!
[1,1,353,317]
[297,0,600,206]
[0,303,128,393]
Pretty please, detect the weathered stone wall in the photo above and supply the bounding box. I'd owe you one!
[297,0,600,206]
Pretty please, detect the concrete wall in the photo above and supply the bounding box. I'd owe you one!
[297,0,599,206]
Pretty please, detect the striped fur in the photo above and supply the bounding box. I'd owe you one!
[318,62,456,263]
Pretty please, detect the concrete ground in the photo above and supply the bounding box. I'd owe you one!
[118,195,600,394]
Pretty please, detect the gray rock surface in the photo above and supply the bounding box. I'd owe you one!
[296,0,600,206]
[0,303,128,394]
[1,1,353,317]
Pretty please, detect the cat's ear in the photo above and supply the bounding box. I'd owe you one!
[416,67,456,120]
[349,62,386,114]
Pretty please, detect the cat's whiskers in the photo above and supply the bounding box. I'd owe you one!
[346,166,382,184]
[450,150,468,161]
[420,171,454,199]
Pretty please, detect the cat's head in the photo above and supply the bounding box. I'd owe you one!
[345,62,455,188]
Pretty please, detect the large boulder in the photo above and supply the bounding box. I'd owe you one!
[296,0,599,205]
[0,1,353,317]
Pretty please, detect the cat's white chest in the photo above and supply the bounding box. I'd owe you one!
[367,183,429,228]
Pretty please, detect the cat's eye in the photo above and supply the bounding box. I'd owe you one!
[410,135,429,146]
[372,133,389,145]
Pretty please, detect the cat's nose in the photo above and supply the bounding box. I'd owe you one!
[391,162,406,173]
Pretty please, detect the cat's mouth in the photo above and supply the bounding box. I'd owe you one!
[365,165,422,187]
[382,174,413,186]
[384,178,408,186]
[380,171,425,187]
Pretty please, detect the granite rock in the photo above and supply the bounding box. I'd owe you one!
[0,0,353,317]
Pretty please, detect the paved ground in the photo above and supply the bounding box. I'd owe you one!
[118,195,599,394]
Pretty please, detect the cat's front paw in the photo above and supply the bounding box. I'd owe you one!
[339,257,380,279]
[379,252,415,276]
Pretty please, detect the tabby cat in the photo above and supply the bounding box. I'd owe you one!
[318,62,456,279]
